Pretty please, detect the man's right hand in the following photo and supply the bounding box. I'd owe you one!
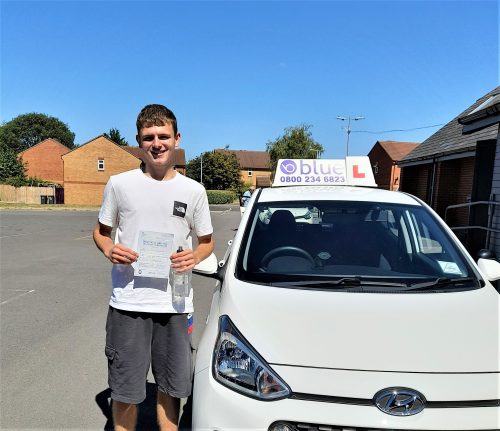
[105,244,139,264]
[94,222,139,265]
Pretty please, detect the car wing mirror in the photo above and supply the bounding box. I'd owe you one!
[477,258,500,281]
[193,253,222,281]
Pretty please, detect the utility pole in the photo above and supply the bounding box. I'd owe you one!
[336,116,365,157]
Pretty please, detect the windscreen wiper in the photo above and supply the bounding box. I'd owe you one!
[402,277,479,291]
[271,277,407,288]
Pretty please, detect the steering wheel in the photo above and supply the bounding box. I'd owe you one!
[260,246,315,269]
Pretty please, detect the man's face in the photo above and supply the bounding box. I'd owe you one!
[137,123,180,169]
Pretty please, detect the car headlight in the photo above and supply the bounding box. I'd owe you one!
[212,315,291,400]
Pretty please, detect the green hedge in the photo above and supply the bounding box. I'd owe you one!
[207,190,238,204]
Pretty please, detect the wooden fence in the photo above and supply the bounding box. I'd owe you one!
[0,185,56,204]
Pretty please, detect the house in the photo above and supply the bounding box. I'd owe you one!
[62,135,186,205]
[120,146,186,176]
[457,88,500,258]
[18,138,71,184]
[367,141,419,190]
[398,86,500,257]
[215,149,271,188]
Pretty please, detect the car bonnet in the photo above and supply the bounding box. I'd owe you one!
[219,277,499,373]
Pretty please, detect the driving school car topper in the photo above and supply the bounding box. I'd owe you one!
[272,156,377,187]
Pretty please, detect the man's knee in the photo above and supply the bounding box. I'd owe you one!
[157,390,180,410]
[157,391,180,429]
[112,401,138,431]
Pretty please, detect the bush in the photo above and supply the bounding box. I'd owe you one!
[3,176,28,187]
[0,146,27,183]
[206,190,237,204]
[25,177,55,187]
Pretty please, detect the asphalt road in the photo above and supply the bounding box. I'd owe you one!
[0,206,241,430]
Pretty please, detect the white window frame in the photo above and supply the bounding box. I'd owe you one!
[247,168,253,177]
[98,159,105,171]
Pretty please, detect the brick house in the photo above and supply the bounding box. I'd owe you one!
[367,141,419,190]
[18,138,71,184]
[398,86,500,257]
[215,149,272,188]
[62,135,186,205]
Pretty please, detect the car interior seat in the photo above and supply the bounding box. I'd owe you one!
[268,210,297,246]
[261,209,316,272]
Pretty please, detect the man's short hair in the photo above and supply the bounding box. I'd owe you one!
[136,104,178,135]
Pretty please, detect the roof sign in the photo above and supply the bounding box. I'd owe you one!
[272,156,377,187]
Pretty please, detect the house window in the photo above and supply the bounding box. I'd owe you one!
[98,159,105,171]
[248,169,253,177]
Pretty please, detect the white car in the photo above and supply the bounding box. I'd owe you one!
[193,157,500,430]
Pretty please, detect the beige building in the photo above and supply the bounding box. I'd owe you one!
[62,135,140,205]
[62,135,187,205]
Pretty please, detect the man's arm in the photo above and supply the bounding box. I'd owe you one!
[170,234,214,273]
[93,221,139,264]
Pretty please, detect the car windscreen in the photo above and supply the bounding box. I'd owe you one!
[235,200,480,292]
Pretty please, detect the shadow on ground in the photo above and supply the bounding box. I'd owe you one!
[95,383,192,430]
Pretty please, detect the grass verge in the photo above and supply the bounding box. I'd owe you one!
[0,202,100,211]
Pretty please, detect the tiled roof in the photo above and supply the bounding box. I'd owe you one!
[377,141,419,161]
[215,149,270,169]
[256,175,272,187]
[117,146,186,166]
[122,146,143,159]
[400,86,500,164]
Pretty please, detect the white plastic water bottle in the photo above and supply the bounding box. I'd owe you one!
[171,246,191,298]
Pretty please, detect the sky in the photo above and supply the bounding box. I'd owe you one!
[1,0,498,162]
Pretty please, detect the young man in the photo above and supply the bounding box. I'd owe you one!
[93,104,214,431]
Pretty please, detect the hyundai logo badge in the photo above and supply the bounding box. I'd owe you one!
[374,387,426,416]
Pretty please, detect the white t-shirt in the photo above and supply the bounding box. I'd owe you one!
[98,169,213,313]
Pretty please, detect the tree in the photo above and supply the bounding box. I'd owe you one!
[105,128,129,146]
[186,151,242,191]
[0,113,75,152]
[0,147,27,184]
[266,124,323,174]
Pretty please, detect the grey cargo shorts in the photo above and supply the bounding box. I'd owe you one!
[105,306,193,404]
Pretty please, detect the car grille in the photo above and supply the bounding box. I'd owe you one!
[268,422,498,431]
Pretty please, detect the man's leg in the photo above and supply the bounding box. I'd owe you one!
[106,307,152,431]
[157,391,180,431]
[152,313,193,431]
[112,401,137,431]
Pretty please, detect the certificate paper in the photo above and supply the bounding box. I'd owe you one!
[135,231,174,279]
